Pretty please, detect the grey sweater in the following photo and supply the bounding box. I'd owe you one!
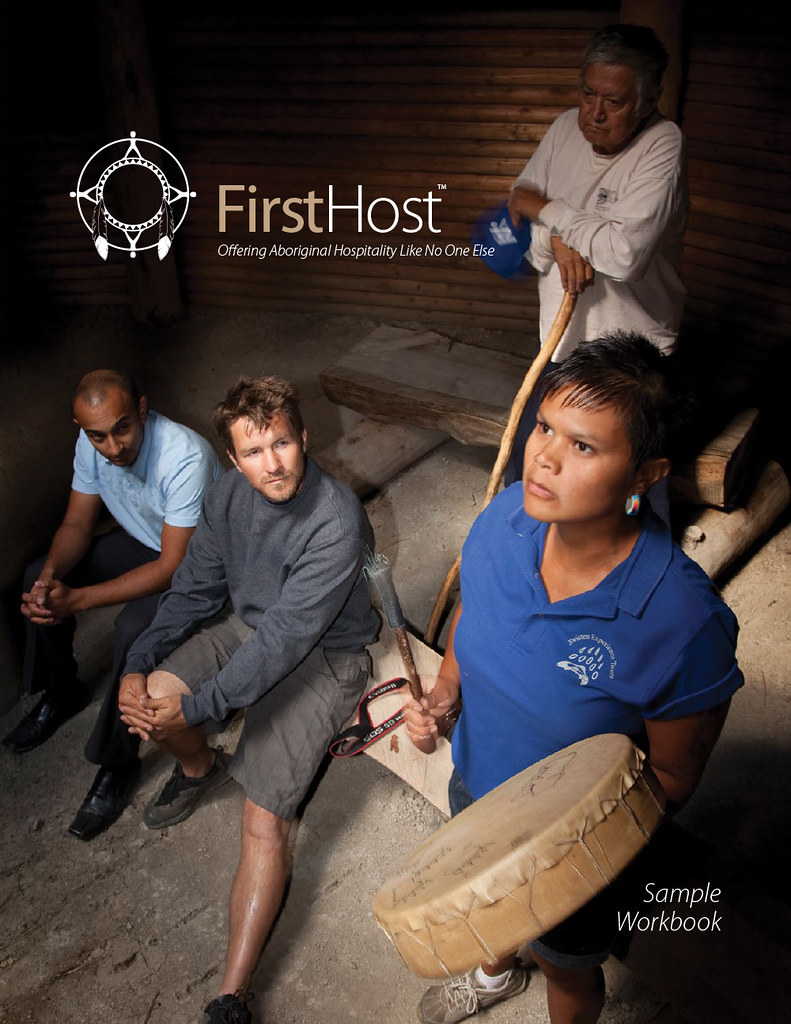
[124,458,380,725]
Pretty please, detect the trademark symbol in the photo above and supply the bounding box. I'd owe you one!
[437,183,447,190]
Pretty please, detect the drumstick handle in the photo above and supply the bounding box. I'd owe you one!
[363,547,426,701]
[394,625,423,700]
[362,548,435,752]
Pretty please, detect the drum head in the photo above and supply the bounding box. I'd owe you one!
[373,733,665,977]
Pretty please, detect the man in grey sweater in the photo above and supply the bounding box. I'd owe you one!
[118,375,380,1024]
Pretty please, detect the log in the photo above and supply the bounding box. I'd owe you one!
[168,43,588,69]
[319,325,532,447]
[684,119,790,155]
[670,409,760,509]
[181,99,567,127]
[313,418,445,499]
[688,195,791,234]
[686,141,791,177]
[170,82,579,107]
[683,80,790,114]
[178,113,554,144]
[172,27,595,50]
[683,230,790,270]
[681,460,790,579]
[171,64,584,88]
[357,624,453,817]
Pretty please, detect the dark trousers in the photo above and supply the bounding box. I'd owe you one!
[22,527,162,769]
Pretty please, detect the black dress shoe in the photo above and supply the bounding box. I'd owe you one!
[68,762,141,841]
[2,684,92,753]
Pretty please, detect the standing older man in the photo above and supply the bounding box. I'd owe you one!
[505,23,688,485]
[3,369,221,841]
[118,375,380,1024]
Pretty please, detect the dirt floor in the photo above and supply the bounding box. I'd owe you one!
[1,307,790,1024]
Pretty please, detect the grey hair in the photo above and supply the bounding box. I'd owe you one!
[581,24,669,113]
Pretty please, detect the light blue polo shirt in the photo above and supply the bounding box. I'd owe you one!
[72,410,221,552]
[451,484,744,800]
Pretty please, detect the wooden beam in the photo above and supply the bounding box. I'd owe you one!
[319,325,532,447]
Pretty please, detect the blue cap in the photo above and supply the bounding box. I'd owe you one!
[471,203,532,280]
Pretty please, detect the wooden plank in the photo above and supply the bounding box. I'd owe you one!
[168,82,580,107]
[173,99,568,127]
[170,27,596,50]
[166,64,586,88]
[313,418,445,499]
[670,409,760,509]
[177,113,554,143]
[319,325,531,446]
[358,625,453,817]
[166,43,589,69]
[683,229,791,269]
[688,194,791,233]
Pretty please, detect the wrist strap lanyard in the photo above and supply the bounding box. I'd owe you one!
[329,678,408,758]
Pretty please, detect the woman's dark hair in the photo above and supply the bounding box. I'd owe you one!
[540,332,692,467]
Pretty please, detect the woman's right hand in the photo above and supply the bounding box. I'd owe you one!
[401,674,461,748]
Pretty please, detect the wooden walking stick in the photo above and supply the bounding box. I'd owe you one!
[424,291,577,645]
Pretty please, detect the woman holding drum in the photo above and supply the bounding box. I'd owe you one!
[402,332,743,1024]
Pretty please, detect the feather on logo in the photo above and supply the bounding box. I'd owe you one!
[71,131,195,261]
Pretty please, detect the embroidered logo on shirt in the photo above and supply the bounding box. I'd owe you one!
[558,634,617,685]
[595,187,616,208]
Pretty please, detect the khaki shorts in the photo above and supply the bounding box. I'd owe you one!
[157,607,371,819]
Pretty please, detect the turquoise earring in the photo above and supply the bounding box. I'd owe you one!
[625,494,642,516]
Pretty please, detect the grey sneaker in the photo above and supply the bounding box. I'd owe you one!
[419,965,528,1024]
[201,990,252,1023]
[144,748,232,829]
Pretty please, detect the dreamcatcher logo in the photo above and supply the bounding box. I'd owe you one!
[70,131,195,261]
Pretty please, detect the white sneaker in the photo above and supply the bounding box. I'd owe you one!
[418,965,528,1024]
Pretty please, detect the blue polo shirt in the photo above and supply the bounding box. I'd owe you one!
[72,410,221,551]
[451,484,744,799]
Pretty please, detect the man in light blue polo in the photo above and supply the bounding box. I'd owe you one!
[4,368,221,841]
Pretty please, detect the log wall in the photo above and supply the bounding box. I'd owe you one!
[6,5,790,411]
